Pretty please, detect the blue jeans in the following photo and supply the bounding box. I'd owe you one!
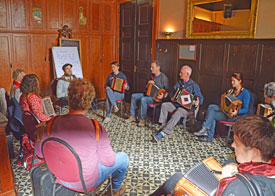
[150,172,183,196]
[106,88,124,117]
[92,152,129,191]
[202,104,240,140]
[129,93,154,120]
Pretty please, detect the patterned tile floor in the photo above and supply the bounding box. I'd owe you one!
[11,107,232,196]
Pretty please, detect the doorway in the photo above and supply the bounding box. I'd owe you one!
[119,0,153,102]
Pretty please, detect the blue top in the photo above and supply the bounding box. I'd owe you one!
[173,79,204,107]
[235,88,250,115]
[104,72,129,92]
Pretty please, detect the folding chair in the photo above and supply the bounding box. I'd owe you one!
[147,103,161,124]
[42,137,112,196]
[103,98,125,118]
[171,106,199,134]
[22,110,43,170]
[218,121,235,145]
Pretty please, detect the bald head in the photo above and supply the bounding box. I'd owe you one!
[179,65,192,82]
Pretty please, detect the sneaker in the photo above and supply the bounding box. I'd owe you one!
[138,120,145,127]
[125,116,135,123]
[113,185,126,196]
[198,136,212,142]
[113,106,119,113]
[103,118,111,123]
[152,132,164,143]
[194,127,208,137]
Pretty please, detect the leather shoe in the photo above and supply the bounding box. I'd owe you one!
[194,127,208,137]
[113,185,126,196]
[198,136,212,142]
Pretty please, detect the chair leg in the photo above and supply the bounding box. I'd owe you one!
[182,116,187,134]
[152,107,156,124]
[226,126,232,145]
[120,102,123,118]
[103,99,106,118]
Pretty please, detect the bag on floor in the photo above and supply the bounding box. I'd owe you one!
[90,98,98,110]
[30,163,76,196]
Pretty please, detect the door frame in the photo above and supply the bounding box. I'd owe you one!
[115,0,159,61]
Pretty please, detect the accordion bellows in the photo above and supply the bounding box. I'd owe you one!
[111,77,126,93]
[173,157,222,196]
[257,104,272,117]
[42,96,55,117]
[146,83,160,99]
[173,88,194,110]
[220,94,242,118]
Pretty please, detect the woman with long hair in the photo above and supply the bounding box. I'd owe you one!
[20,74,51,122]
[194,72,251,142]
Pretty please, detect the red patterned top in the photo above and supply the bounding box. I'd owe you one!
[20,93,51,122]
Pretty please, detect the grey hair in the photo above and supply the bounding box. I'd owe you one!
[13,69,25,80]
[264,82,275,98]
[182,65,192,76]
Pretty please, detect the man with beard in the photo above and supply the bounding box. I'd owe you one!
[56,63,76,106]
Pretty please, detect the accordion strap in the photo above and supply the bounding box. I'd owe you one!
[235,172,259,196]
[178,80,194,93]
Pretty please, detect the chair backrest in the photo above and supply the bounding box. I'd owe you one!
[42,137,89,194]
[51,79,59,97]
[247,90,257,115]
[0,88,8,116]
[22,111,40,142]
[6,97,25,140]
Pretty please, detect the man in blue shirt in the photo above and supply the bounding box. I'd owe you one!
[153,65,204,142]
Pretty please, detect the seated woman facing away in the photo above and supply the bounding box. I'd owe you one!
[151,115,275,196]
[103,61,129,123]
[194,72,251,142]
[20,74,51,122]
[35,78,129,196]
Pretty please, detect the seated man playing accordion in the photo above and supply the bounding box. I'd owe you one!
[103,61,129,123]
[194,72,250,142]
[125,60,169,127]
[152,65,203,142]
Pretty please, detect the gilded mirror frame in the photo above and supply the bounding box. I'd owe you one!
[186,0,259,38]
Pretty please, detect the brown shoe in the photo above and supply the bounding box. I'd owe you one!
[138,120,145,127]
[113,184,126,196]
[125,116,135,123]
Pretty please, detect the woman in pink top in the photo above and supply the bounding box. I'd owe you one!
[20,74,51,122]
[35,79,128,196]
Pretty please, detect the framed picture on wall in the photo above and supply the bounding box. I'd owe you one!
[178,44,197,61]
[59,38,82,61]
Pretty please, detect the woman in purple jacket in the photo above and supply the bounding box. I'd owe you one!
[35,79,129,196]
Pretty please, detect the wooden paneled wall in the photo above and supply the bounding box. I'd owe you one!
[156,39,275,109]
[0,0,116,99]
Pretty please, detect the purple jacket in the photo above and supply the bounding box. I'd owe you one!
[35,114,116,188]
